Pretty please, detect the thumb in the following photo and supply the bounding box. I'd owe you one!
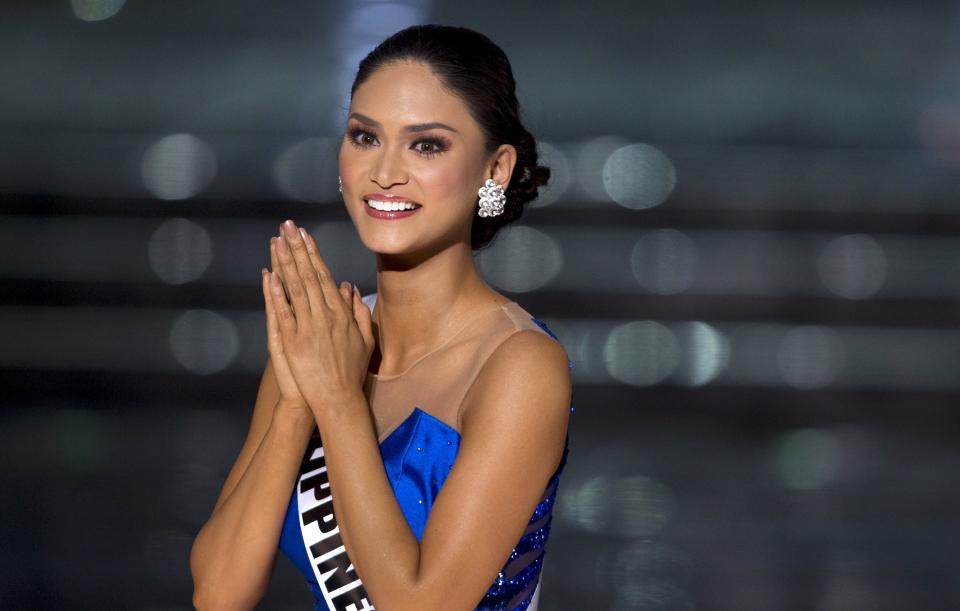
[352,285,375,352]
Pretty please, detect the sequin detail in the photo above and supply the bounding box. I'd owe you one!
[474,441,569,610]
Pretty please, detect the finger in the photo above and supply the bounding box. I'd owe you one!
[262,265,287,349]
[268,269,298,335]
[276,229,312,320]
[280,220,327,316]
[352,284,375,350]
[338,280,352,306]
[299,227,350,317]
[338,281,357,326]
[270,238,293,307]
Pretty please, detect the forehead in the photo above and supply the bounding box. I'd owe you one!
[350,60,475,131]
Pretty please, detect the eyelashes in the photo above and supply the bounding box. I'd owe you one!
[345,126,450,158]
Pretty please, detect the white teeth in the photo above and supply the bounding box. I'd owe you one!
[366,199,420,211]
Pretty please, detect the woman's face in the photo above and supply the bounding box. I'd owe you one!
[338,60,495,257]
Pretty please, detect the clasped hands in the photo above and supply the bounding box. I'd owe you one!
[261,219,375,419]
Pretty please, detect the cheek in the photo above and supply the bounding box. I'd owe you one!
[417,159,477,211]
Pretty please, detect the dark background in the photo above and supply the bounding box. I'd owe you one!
[2,1,959,609]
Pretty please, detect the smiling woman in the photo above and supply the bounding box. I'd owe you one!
[189,24,571,611]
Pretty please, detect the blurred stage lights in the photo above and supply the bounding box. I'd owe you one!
[272,137,339,203]
[148,218,213,285]
[817,233,887,300]
[168,309,239,375]
[576,137,676,209]
[70,0,125,21]
[674,321,730,387]
[604,320,681,386]
[477,225,563,293]
[543,318,730,387]
[630,228,699,295]
[776,325,845,390]
[604,143,677,209]
[563,474,676,537]
[604,542,692,610]
[141,134,217,201]
[773,428,842,491]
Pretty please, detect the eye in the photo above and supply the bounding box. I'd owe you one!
[345,126,449,158]
[346,127,377,149]
[413,137,449,158]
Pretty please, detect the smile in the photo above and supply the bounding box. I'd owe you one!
[364,198,422,220]
[365,199,421,211]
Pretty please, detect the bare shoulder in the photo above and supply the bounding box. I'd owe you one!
[459,327,571,433]
[493,327,570,382]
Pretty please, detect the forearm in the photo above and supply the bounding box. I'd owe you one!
[317,393,422,607]
[190,409,315,610]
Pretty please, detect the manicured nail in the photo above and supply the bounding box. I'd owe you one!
[283,219,297,237]
[277,234,288,253]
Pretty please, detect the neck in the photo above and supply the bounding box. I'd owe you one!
[370,241,506,375]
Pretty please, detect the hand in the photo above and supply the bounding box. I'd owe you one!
[261,235,311,420]
[263,220,375,416]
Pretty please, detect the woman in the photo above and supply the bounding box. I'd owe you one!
[190,24,573,611]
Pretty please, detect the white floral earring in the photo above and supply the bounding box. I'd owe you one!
[477,179,506,217]
[338,175,342,193]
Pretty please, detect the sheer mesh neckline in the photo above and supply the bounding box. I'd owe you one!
[366,300,517,381]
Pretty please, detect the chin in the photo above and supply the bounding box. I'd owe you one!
[357,231,417,256]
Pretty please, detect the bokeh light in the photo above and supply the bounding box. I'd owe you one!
[477,225,563,292]
[604,321,681,386]
[817,233,887,299]
[773,428,842,491]
[272,137,340,203]
[777,325,844,389]
[148,218,214,285]
[604,143,677,209]
[70,0,126,21]
[168,310,239,375]
[576,136,629,202]
[630,229,699,294]
[673,321,730,386]
[141,134,217,200]
[568,475,676,537]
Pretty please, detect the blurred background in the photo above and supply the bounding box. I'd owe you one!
[2,1,959,609]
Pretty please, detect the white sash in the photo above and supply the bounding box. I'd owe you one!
[297,429,376,611]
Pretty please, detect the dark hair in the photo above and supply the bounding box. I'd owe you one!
[349,24,550,251]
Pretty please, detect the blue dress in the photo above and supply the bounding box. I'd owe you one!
[277,297,573,610]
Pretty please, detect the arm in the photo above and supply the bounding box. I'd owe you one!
[211,358,281,515]
[189,359,315,611]
[316,328,571,610]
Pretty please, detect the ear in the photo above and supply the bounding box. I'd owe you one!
[487,143,518,190]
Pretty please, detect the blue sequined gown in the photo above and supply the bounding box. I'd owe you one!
[277,295,573,610]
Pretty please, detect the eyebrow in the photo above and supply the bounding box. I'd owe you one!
[348,112,459,134]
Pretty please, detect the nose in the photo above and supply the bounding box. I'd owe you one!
[369,144,409,189]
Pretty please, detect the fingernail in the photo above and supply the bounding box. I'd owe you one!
[299,227,307,240]
[277,234,288,253]
[283,219,297,237]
